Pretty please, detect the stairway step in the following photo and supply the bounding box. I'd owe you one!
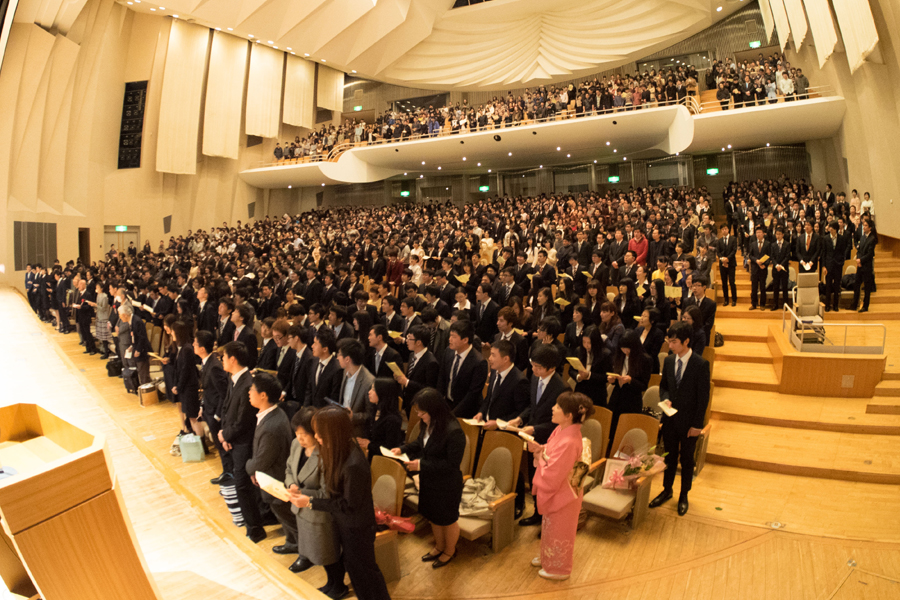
[706,420,900,484]
[874,380,900,397]
[712,362,779,392]
[881,372,900,381]
[867,398,900,415]
[715,319,776,343]
[714,341,773,364]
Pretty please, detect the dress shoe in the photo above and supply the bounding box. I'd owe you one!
[850,305,858,311]
[749,306,757,311]
[327,584,349,600]
[288,557,313,573]
[317,584,334,597]
[432,551,456,569]
[771,306,780,311]
[677,498,689,516]
[538,569,569,581]
[210,473,233,485]
[246,527,267,543]
[514,506,524,520]
[519,513,543,526]
[273,544,298,555]
[421,549,443,562]
[731,300,736,306]
[649,489,673,508]
[859,307,868,313]
[833,307,839,313]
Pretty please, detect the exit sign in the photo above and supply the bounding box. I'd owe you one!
[353,105,363,111]
[608,176,620,183]
[478,185,490,192]
[706,168,719,176]
[749,40,761,49]
[400,190,410,197]
[115,225,128,232]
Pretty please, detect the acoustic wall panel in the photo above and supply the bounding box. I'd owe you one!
[831,0,880,73]
[783,0,808,48]
[283,55,315,129]
[768,0,791,50]
[316,64,343,112]
[203,31,248,159]
[156,20,209,175]
[245,43,283,138]
[118,81,147,169]
[802,0,839,68]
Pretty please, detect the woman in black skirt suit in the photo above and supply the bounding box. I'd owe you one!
[172,320,204,447]
[573,327,613,407]
[636,308,666,374]
[394,388,465,569]
[362,378,404,461]
[606,329,652,453]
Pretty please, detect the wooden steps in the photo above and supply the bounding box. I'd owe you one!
[714,319,776,343]
[711,387,900,434]
[714,341,773,364]
[874,380,900,397]
[706,420,900,484]
[866,397,900,415]
[712,362,779,392]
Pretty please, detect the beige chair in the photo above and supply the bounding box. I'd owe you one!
[609,413,660,459]
[149,325,162,355]
[405,410,420,443]
[792,272,824,324]
[457,431,522,552]
[642,385,661,413]
[590,406,612,458]
[370,457,404,583]
[580,418,606,490]
[457,419,478,478]
[607,292,616,302]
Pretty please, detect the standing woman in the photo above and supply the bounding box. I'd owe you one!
[91,281,113,358]
[361,378,404,461]
[290,406,391,600]
[606,329,651,448]
[527,392,594,580]
[393,388,465,569]
[574,328,612,407]
[172,320,204,448]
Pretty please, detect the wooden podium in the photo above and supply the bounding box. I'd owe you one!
[0,404,161,600]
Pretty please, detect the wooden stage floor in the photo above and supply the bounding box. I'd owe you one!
[2,287,900,600]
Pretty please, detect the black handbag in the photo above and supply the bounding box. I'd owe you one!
[106,358,123,377]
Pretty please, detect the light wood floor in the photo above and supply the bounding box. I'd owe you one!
[4,287,900,600]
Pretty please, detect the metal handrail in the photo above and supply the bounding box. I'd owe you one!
[694,84,835,112]
[780,302,886,354]
[253,85,837,169]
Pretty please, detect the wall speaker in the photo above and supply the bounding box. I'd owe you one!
[118,81,148,169]
[163,215,172,234]
[247,202,256,218]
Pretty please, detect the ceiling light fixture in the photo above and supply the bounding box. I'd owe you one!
[556,147,561,151]
[594,160,597,163]
[215,27,221,30]
[274,46,278,49]
[727,144,732,149]
[508,152,512,156]
[716,6,723,12]
[421,161,425,165]
[227,27,233,31]
[291,52,295,55]
[613,149,617,153]
[352,70,357,73]
[567,154,571,158]
[766,143,770,147]
[437,166,441,170]
[606,141,610,146]
[321,183,325,187]
[488,169,491,172]
[288,185,292,189]
[477,162,481,166]
[321,59,326,62]
[462,157,466,161]
[159,6,164,9]
[268,40,273,44]
[150,7,155,10]
[304,53,309,56]
[249,34,254,38]
[287,47,292,51]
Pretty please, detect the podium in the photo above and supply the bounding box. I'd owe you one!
[0,404,161,600]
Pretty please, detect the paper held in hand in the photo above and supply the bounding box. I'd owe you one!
[387,330,404,340]
[462,418,487,427]
[566,357,586,372]
[255,471,290,502]
[518,430,535,443]
[386,362,404,376]
[658,401,678,417]
[664,286,682,299]
[380,446,410,462]
[456,274,470,284]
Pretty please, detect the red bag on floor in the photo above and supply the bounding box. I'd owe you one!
[374,508,415,534]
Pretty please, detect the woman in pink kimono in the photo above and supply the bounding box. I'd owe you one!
[527,391,594,580]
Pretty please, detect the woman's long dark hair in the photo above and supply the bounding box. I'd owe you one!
[373,377,401,420]
[412,388,453,442]
[613,329,649,376]
[353,310,374,348]
[312,406,355,496]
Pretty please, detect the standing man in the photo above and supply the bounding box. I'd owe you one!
[796,221,820,274]
[25,265,36,312]
[195,331,232,485]
[715,223,737,306]
[436,320,489,418]
[823,222,848,312]
[851,218,876,313]
[231,304,258,369]
[119,304,152,385]
[219,341,265,543]
[73,279,98,355]
[394,325,440,415]
[336,339,376,437]
[769,228,792,311]
[649,321,710,516]
[748,227,771,311]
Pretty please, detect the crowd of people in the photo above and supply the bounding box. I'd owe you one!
[21,174,877,595]
[709,53,810,109]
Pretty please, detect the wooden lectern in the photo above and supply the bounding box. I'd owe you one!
[0,404,161,600]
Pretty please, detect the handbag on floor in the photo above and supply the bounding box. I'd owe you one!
[123,368,139,394]
[106,358,123,377]
[180,434,204,462]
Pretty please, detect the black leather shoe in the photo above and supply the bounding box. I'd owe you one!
[649,490,673,508]
[731,300,736,306]
[327,585,349,600]
[273,544,298,555]
[211,473,233,485]
[432,551,456,569]
[825,306,831,312]
[289,557,314,573]
[833,307,839,313]
[519,513,543,526]
[677,498,689,516]
[859,308,868,313]
[514,506,524,520]
[246,527,267,543]
[749,306,757,311]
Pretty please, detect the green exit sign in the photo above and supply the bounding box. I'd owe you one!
[115,225,128,232]
[478,185,490,192]
[353,105,363,111]
[706,168,719,176]
[400,190,410,197]
[608,176,620,183]
[749,40,761,49]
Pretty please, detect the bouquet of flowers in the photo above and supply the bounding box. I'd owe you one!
[602,448,667,490]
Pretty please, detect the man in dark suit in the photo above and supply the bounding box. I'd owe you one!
[257,318,279,370]
[823,222,848,312]
[748,227,771,310]
[473,340,529,425]
[678,216,695,253]
[394,325,440,414]
[769,228,792,311]
[319,273,338,309]
[119,304,152,384]
[216,298,237,348]
[512,252,533,295]
[365,325,402,380]
[796,221,820,274]
[618,250,639,283]
[607,230,628,286]
[395,298,422,361]
[650,322,710,516]
[495,267,525,306]
[73,279,98,355]
[682,276,716,344]
[423,286,451,321]
[435,271,457,307]
[245,373,297,553]
[269,321,296,394]
[380,297,404,332]
[490,307,530,373]
[256,284,279,321]
[219,341,265,542]
[285,325,313,405]
[510,344,567,525]
[574,230,593,266]
[302,266,324,307]
[328,306,355,341]
[230,304,258,369]
[437,320,489,418]
[851,218,876,313]
[715,223,738,306]
[195,286,217,334]
[305,327,343,408]
[530,250,557,295]
[196,331,232,485]
[472,284,500,343]
[368,248,387,284]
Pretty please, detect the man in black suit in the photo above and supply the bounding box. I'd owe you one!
[472,283,500,343]
[195,286,217,334]
[530,250,557,295]
[328,306,354,341]
[437,320,489,418]
[219,341,265,542]
[490,307,530,373]
[256,284,279,321]
[119,304,153,384]
[650,322,710,516]
[394,325,440,415]
[285,325,313,405]
[682,276,716,344]
[423,285,451,321]
[748,227,771,310]
[230,304,258,369]
[305,327,343,408]
[320,273,338,309]
[586,249,609,290]
[368,248,387,284]
[257,318,279,370]
[678,216,695,254]
[607,229,628,286]
[495,267,524,306]
[715,223,737,306]
[618,250,639,283]
[195,331,232,484]
[796,221,820,274]
[851,218,876,313]
[769,228,792,311]
[216,298,237,348]
[435,270,457,306]
[510,344,567,525]
[574,230,593,266]
[365,325,402,379]
[380,297,404,332]
[302,266,324,306]
[473,340,529,425]
[72,279,98,355]
[823,222,848,312]
[512,252,533,295]
[246,373,297,554]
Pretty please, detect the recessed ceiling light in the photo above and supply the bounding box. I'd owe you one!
[134,0,140,3]
[722,147,725,151]
[594,160,597,163]
[274,46,278,49]
[352,70,357,73]
[322,183,325,187]
[404,172,407,175]
[716,6,722,11]
[159,6,164,9]
[215,27,221,30]
[567,154,571,158]
[613,149,617,153]
[288,185,292,189]
[477,162,481,166]
[268,40,273,44]
[462,157,466,161]
[420,175,423,178]
[256,40,260,43]
[606,141,610,146]
[437,166,441,170]
[556,147,561,151]
[624,157,627,161]
[227,27,233,31]
[540,165,543,168]
[287,47,292,51]
[727,144,732,149]
[150,7,155,10]
[304,53,309,57]
[488,169,491,173]
[249,34,254,38]
[127,1,132,4]
[508,152,512,156]
[291,52,295,55]
[173,14,178,18]
[321,59,326,62]
[421,161,425,165]
[766,143,770,147]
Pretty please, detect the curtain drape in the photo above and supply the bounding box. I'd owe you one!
[245,44,284,138]
[316,64,344,112]
[758,0,775,46]
[156,20,209,175]
[768,0,791,51]
[802,0,839,68]
[203,32,248,159]
[831,0,880,73]
[283,55,315,129]
[783,0,808,48]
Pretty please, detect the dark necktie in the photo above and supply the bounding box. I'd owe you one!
[449,353,461,397]
[407,354,417,374]
[675,357,683,387]
[316,361,324,386]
